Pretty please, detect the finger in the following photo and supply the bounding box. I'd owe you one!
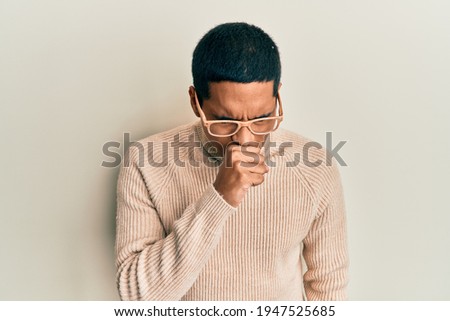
[239,151,263,164]
[250,173,265,186]
[240,144,261,155]
[243,162,269,174]
[226,142,261,154]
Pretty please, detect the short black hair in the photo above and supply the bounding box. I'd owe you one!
[192,22,281,105]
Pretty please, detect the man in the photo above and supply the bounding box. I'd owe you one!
[115,22,348,300]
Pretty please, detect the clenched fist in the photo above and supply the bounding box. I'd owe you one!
[213,142,269,207]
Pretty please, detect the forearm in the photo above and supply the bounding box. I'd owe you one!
[116,184,235,300]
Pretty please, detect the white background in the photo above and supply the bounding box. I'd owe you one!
[1,0,449,300]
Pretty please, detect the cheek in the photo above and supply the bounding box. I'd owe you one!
[252,134,268,146]
[203,131,229,145]
[257,134,268,142]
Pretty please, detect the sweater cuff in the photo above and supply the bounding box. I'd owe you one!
[197,184,237,213]
[194,184,237,229]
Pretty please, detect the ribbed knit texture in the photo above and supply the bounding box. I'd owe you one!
[115,120,349,301]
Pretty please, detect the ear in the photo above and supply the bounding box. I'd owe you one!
[278,82,282,92]
[188,86,200,117]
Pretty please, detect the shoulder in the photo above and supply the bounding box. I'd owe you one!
[120,121,200,198]
[122,121,199,180]
[270,127,326,166]
[138,121,197,147]
[271,127,344,210]
[125,121,198,162]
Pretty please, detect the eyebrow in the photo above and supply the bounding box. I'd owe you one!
[212,111,273,121]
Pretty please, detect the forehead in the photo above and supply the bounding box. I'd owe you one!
[205,81,275,115]
[208,81,274,100]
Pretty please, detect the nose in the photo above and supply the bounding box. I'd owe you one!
[231,125,256,145]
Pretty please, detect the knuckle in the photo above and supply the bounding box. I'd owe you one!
[253,175,264,186]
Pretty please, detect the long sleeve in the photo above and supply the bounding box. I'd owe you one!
[302,160,349,300]
[114,122,350,301]
[115,147,236,301]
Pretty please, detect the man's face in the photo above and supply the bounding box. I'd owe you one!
[189,81,278,157]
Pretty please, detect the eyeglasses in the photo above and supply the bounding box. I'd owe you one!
[194,91,284,137]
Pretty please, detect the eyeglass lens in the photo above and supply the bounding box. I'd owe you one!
[209,118,279,136]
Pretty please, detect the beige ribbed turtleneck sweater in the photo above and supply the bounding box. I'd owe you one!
[115,120,348,301]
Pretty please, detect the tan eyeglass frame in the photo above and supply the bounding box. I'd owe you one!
[193,90,284,137]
